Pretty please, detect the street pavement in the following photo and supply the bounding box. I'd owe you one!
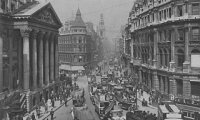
[30,75,158,120]
[137,90,158,116]
[42,76,99,120]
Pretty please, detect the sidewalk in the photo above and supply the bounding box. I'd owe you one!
[137,90,157,110]
[23,97,72,120]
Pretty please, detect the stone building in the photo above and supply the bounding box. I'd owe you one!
[58,8,92,73]
[0,0,62,119]
[129,0,200,118]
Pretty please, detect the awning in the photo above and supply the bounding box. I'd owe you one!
[59,64,71,71]
[177,104,200,112]
[71,66,85,71]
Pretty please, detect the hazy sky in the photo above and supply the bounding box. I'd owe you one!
[41,0,134,40]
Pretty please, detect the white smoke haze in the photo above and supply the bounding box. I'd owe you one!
[40,0,134,44]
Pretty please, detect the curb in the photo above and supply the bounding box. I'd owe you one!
[40,97,72,120]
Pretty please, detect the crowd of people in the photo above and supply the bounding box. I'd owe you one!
[24,83,72,120]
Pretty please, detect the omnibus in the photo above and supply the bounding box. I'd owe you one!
[158,103,183,120]
[93,93,114,119]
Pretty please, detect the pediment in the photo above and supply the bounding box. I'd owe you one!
[32,3,62,27]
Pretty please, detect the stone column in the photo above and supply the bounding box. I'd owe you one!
[50,35,55,83]
[160,76,164,94]
[169,77,177,96]
[55,35,59,81]
[8,30,13,90]
[0,32,3,92]
[138,67,142,84]
[183,27,191,73]
[170,28,176,71]
[38,32,44,87]
[165,77,169,94]
[0,0,3,13]
[44,33,50,85]
[21,28,31,90]
[153,29,158,68]
[148,71,151,89]
[32,30,38,89]
[183,77,191,98]
[153,71,159,91]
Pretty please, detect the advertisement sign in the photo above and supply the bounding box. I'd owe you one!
[191,54,200,67]
[166,113,182,119]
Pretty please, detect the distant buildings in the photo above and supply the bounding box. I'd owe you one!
[0,0,62,119]
[58,9,103,73]
[126,0,200,118]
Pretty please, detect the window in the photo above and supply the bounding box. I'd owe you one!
[168,30,172,41]
[159,11,162,21]
[169,8,172,18]
[164,9,167,19]
[177,49,184,67]
[192,3,200,15]
[192,28,200,41]
[178,29,184,41]
[1,0,6,10]
[152,14,154,22]
[177,5,183,17]
[11,3,15,11]
[79,37,82,43]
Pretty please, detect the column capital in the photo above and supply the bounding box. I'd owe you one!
[38,31,45,40]
[20,28,32,38]
[31,29,39,39]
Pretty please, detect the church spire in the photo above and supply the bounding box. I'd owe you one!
[76,7,81,16]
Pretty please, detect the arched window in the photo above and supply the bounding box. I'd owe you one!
[177,49,184,67]
[191,49,200,53]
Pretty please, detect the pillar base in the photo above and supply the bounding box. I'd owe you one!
[183,61,190,73]
[0,9,3,13]
[153,59,157,69]
[183,77,191,98]
[169,61,175,72]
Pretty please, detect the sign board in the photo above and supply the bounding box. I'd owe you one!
[191,54,200,67]
[166,113,182,119]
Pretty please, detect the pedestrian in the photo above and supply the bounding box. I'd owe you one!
[51,98,55,108]
[31,113,36,120]
[45,103,48,113]
[65,99,68,107]
[60,95,62,105]
[36,106,40,118]
[50,108,54,120]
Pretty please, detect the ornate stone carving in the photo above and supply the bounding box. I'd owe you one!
[20,28,32,38]
[36,9,56,25]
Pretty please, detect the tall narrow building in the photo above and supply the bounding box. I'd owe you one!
[58,8,93,74]
[98,13,106,39]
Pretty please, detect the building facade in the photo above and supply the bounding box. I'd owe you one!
[0,0,62,119]
[59,8,93,73]
[129,0,200,118]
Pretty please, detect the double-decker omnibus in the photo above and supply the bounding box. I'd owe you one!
[93,92,114,119]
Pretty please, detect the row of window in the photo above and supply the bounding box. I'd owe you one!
[59,36,87,44]
[71,28,86,33]
[132,2,200,29]
[59,54,73,63]
[59,45,86,52]
[133,48,200,68]
[133,27,200,44]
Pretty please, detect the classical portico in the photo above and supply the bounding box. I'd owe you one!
[12,2,62,112]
